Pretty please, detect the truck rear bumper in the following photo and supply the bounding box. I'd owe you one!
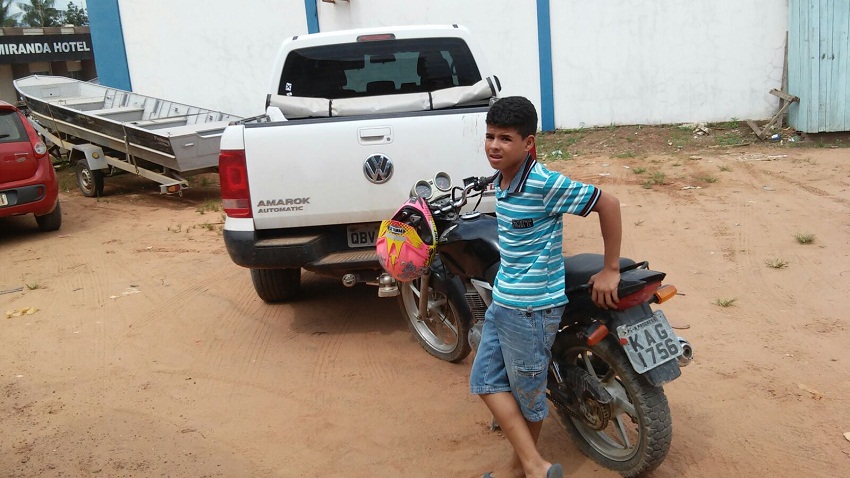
[224,228,380,276]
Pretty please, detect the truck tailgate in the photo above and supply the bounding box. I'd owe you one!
[244,108,489,230]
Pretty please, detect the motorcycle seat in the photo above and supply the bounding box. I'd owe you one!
[563,253,636,291]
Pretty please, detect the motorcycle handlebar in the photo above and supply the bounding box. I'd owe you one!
[447,174,496,212]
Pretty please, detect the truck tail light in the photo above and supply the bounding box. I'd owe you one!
[357,33,395,42]
[219,149,252,218]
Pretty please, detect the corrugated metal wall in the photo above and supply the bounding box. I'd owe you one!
[788,0,850,133]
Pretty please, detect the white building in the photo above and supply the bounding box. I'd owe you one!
[88,0,789,130]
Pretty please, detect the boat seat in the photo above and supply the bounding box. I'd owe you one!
[50,98,105,110]
[156,120,232,137]
[131,117,188,129]
[86,106,145,117]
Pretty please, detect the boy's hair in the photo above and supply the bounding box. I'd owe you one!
[486,96,538,138]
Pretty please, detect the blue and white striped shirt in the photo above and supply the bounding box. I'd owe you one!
[492,156,600,310]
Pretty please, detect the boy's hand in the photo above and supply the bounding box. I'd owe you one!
[588,269,620,309]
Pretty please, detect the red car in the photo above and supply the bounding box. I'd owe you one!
[0,100,61,231]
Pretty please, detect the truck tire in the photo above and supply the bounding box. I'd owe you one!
[76,159,104,197]
[35,200,62,232]
[250,268,301,302]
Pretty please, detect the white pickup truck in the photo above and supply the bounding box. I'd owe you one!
[220,25,498,323]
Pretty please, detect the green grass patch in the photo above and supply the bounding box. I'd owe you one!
[196,199,221,215]
[715,132,746,146]
[714,297,737,307]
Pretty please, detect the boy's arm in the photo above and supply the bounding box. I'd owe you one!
[588,190,622,309]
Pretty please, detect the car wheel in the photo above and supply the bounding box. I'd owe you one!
[35,200,62,232]
[250,268,301,302]
[76,159,104,197]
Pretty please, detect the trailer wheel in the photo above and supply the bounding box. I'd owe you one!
[76,159,104,197]
[250,268,301,302]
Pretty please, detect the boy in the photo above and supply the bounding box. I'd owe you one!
[470,96,622,478]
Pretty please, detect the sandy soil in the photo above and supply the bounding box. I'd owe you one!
[1,137,849,477]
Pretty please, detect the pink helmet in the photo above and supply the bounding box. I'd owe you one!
[376,196,437,282]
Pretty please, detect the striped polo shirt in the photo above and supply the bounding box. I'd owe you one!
[492,155,600,310]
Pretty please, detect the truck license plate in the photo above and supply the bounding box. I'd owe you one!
[616,310,682,374]
[347,224,378,248]
[0,193,8,207]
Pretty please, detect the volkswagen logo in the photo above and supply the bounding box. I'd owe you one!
[363,154,393,184]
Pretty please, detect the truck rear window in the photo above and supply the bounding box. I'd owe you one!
[279,38,482,99]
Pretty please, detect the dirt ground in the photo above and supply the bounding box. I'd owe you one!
[1,125,849,478]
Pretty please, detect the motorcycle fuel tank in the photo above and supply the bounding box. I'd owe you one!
[438,212,500,281]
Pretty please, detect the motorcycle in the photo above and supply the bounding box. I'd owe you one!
[378,172,693,477]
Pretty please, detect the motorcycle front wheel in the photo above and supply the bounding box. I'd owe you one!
[553,337,671,477]
[398,278,470,363]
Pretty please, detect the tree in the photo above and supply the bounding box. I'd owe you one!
[0,0,21,26]
[17,0,62,27]
[61,2,86,26]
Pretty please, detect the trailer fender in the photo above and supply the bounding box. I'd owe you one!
[70,144,108,170]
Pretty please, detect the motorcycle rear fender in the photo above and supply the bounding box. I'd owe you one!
[563,266,666,321]
[608,305,682,387]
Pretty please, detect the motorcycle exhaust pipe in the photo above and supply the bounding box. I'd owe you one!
[677,337,693,367]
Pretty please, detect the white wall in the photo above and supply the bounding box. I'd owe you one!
[114,0,788,128]
[117,0,309,117]
[549,0,788,127]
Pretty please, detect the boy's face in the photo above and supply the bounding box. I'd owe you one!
[485,125,535,177]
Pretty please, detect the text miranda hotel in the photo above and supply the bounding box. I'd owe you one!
[0,41,90,55]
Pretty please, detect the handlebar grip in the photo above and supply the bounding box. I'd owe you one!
[474,173,498,191]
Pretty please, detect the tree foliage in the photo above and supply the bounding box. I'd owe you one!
[61,2,86,26]
[17,0,61,27]
[0,0,21,26]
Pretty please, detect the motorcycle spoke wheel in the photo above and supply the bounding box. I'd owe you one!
[398,279,469,362]
[555,338,671,477]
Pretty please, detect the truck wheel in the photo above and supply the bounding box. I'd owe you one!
[35,200,62,232]
[250,268,301,302]
[76,159,104,197]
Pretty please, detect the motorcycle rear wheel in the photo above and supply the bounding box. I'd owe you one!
[554,337,671,477]
[398,279,470,363]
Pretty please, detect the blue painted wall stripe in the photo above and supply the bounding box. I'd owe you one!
[305,0,320,34]
[536,0,555,132]
[87,0,132,91]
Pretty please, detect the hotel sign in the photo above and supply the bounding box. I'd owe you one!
[0,33,93,64]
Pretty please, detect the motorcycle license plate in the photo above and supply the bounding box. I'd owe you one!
[616,310,682,374]
[0,193,7,207]
[347,224,378,248]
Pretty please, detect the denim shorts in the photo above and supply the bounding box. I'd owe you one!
[469,302,564,422]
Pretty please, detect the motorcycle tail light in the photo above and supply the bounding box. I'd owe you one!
[614,281,661,311]
[654,284,677,304]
